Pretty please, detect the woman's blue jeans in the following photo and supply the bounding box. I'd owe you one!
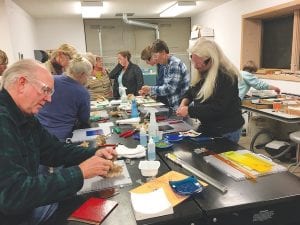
[222,128,242,144]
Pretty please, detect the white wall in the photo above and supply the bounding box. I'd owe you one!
[1,0,85,64]
[191,0,293,68]
[0,0,14,62]
[1,0,37,63]
[5,0,37,61]
[35,18,86,53]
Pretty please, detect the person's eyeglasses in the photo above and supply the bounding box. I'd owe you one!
[27,78,55,96]
[152,53,160,59]
[204,58,211,65]
[62,53,71,60]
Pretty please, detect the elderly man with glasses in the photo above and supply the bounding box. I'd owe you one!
[0,59,116,225]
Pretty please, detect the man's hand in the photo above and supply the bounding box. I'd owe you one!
[139,86,151,96]
[95,147,117,160]
[176,106,189,117]
[79,156,113,179]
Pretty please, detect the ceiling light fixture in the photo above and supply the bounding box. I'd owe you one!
[160,1,196,17]
[81,1,103,18]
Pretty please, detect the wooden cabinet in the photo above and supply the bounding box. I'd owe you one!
[241,1,300,72]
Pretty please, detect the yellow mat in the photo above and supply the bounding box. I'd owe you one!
[222,151,273,173]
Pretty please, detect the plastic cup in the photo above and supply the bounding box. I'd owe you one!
[273,101,282,112]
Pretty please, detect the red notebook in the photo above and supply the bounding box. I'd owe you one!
[68,197,118,224]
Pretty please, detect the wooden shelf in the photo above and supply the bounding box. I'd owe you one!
[256,74,300,82]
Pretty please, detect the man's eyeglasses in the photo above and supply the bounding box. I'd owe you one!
[27,78,55,96]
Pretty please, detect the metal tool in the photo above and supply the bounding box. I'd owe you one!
[119,129,137,138]
[190,136,223,142]
[165,153,228,193]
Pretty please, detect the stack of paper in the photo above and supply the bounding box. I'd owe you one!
[90,100,110,111]
[130,188,173,220]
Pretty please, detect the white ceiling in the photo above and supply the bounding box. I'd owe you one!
[12,0,230,19]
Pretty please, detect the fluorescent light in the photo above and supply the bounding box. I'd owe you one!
[81,1,103,18]
[160,1,196,17]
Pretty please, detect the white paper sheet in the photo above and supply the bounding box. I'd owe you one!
[130,188,173,220]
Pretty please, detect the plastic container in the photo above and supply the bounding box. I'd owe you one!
[146,108,158,141]
[119,86,127,103]
[139,126,148,147]
[138,160,160,177]
[147,137,156,160]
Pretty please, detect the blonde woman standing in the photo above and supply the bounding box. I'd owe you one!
[176,38,244,143]
[44,43,77,75]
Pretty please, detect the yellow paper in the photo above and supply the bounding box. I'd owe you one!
[223,151,273,173]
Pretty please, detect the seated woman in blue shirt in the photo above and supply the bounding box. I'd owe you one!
[109,50,144,98]
[37,54,92,142]
[239,60,280,99]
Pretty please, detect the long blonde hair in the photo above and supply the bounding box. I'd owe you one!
[188,38,240,102]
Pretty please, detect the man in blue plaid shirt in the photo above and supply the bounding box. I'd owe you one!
[139,40,190,112]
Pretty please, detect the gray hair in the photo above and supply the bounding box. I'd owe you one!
[188,38,240,102]
[82,52,96,66]
[66,54,92,80]
[0,59,45,90]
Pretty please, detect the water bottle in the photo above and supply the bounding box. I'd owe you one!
[147,108,158,141]
[139,126,147,147]
[147,137,156,161]
[131,99,139,118]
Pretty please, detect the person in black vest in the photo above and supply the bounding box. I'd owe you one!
[109,50,143,98]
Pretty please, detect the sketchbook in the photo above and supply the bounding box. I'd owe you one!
[68,197,118,225]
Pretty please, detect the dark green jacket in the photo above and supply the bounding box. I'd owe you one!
[0,89,96,224]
